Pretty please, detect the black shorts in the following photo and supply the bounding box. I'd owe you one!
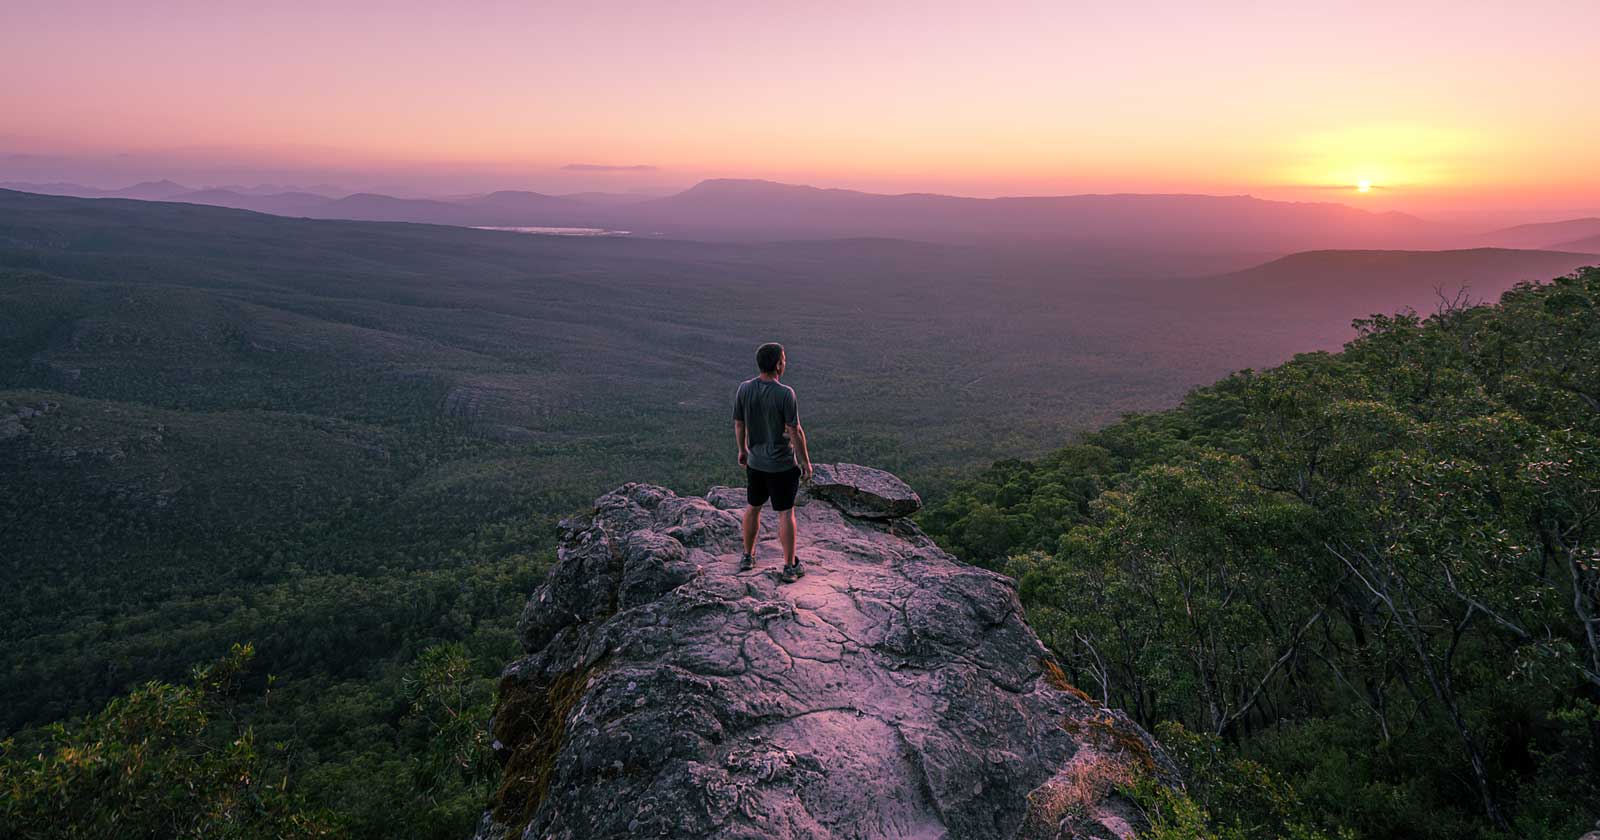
[746,466,802,511]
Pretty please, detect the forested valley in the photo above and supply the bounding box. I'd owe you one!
[1,191,1595,838]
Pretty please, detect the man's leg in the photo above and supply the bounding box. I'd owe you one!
[778,508,796,565]
[742,504,761,557]
[741,468,769,569]
[772,467,803,578]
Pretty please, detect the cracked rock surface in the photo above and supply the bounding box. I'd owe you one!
[479,465,1176,840]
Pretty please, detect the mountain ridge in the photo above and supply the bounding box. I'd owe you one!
[0,178,1452,252]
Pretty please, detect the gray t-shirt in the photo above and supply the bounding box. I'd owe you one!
[733,377,799,472]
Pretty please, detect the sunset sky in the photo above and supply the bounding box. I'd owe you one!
[4,0,1597,223]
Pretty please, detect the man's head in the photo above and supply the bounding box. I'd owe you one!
[756,342,786,377]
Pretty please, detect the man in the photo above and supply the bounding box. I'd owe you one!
[733,342,813,582]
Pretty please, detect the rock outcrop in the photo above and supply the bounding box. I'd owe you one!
[479,464,1178,840]
[803,463,922,520]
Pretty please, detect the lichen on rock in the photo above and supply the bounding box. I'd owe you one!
[479,465,1177,840]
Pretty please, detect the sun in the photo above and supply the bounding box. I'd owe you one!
[1357,179,1372,193]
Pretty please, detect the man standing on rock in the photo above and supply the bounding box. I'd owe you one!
[734,342,813,581]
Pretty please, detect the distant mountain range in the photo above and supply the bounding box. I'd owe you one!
[0,179,195,201]
[5,178,1600,256]
[0,180,639,228]
[587,179,1466,252]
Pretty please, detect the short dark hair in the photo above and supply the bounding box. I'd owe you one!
[756,342,784,373]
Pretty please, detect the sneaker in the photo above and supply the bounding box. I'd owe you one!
[739,552,755,571]
[779,560,806,582]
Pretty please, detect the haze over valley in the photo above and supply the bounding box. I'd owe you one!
[2,175,1597,840]
[3,183,1593,718]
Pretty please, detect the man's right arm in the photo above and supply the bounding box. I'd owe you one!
[733,385,748,466]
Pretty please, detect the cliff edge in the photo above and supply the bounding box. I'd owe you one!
[477,464,1178,840]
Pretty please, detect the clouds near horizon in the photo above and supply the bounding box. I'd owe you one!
[562,163,659,172]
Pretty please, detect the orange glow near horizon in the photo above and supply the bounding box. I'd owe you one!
[2,1,1597,222]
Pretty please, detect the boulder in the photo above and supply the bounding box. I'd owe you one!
[479,466,1177,840]
[803,462,922,520]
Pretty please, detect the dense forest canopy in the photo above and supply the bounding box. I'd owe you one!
[924,267,1600,839]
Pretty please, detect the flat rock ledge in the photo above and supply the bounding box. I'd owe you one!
[477,465,1178,840]
[803,463,921,520]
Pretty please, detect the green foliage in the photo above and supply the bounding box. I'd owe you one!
[0,644,341,839]
[402,644,498,831]
[1128,773,1349,840]
[926,267,1600,839]
[0,640,517,840]
[919,448,1113,566]
[1140,722,1351,840]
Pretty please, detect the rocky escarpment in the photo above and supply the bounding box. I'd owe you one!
[478,465,1178,840]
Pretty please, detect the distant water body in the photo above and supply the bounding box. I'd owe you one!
[474,225,630,237]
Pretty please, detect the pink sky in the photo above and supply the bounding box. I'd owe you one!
[3,0,1598,223]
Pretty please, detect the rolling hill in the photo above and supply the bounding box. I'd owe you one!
[168,187,334,215]
[1551,233,1600,253]
[1180,247,1599,352]
[454,189,588,217]
[1206,247,1597,303]
[1472,216,1600,249]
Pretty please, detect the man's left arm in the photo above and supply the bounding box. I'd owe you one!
[790,422,813,480]
[786,390,811,480]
